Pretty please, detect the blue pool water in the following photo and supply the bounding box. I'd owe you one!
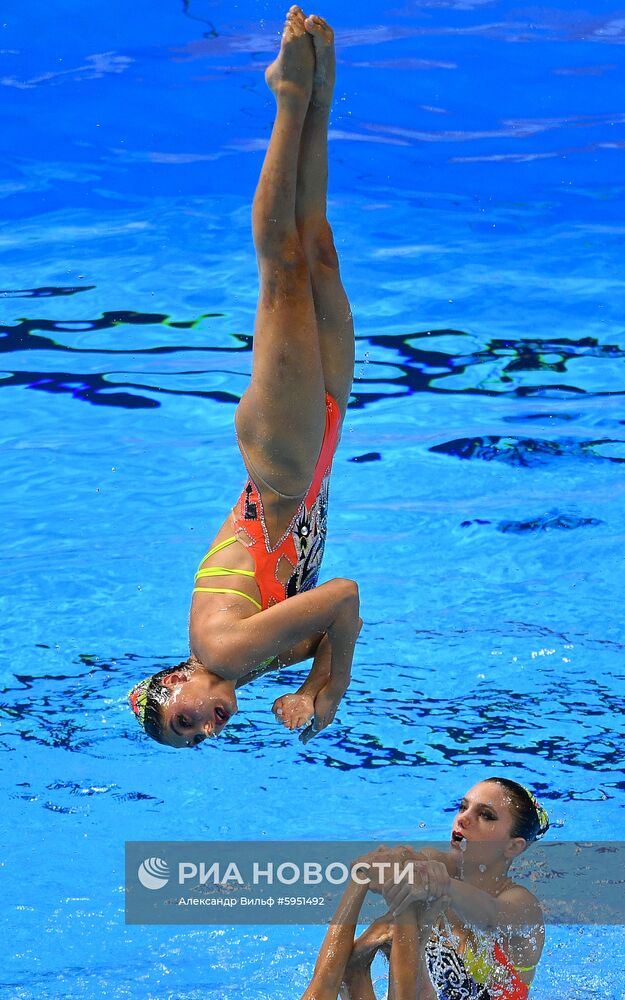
[2,1,625,996]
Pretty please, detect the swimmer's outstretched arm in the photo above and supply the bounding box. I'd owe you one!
[190,578,359,731]
[300,880,370,1000]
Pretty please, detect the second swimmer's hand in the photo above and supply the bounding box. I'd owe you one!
[384,861,451,916]
[272,692,315,732]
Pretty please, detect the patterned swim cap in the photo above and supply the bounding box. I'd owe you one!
[520,785,550,840]
[128,676,152,730]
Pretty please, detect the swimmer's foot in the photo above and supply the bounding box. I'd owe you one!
[304,13,335,110]
[265,6,314,108]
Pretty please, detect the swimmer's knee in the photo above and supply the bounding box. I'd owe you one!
[254,231,307,272]
[256,245,311,304]
[300,220,339,270]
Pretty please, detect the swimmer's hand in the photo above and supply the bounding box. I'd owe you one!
[309,681,345,737]
[298,722,317,745]
[383,860,451,916]
[272,692,315,733]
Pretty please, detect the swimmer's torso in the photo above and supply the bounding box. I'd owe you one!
[191,393,339,614]
[417,853,539,996]
[191,489,311,618]
[425,922,534,999]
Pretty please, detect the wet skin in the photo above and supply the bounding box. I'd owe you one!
[159,670,238,748]
[449,780,527,868]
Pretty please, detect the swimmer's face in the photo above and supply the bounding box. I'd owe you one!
[159,669,238,748]
[450,781,526,864]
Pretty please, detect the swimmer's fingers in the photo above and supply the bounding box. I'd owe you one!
[272,696,286,722]
[272,693,315,731]
[298,712,334,744]
[298,722,317,744]
[384,879,418,917]
[421,861,451,901]
[383,874,407,909]
[312,685,342,735]
[312,712,334,733]
[383,863,429,914]
[427,864,447,900]
[272,696,294,730]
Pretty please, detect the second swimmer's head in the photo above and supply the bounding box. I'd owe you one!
[484,776,549,844]
[128,656,238,748]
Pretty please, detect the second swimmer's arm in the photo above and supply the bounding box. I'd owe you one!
[386,860,544,969]
[386,858,543,933]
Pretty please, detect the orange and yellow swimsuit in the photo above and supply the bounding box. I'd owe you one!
[193,393,342,611]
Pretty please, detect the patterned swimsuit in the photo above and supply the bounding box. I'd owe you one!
[425,928,531,1000]
[193,392,341,611]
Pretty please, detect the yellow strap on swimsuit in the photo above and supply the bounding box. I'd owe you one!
[193,536,262,611]
[196,535,240,565]
[464,941,537,980]
[195,567,256,580]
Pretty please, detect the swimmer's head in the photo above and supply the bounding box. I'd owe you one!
[483,776,550,844]
[450,779,549,869]
[128,656,238,748]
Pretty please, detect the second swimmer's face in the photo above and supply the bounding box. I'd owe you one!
[450,781,525,862]
[159,669,238,748]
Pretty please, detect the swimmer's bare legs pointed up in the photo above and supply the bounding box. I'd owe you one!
[236,8,355,495]
[236,7,326,496]
[298,13,355,417]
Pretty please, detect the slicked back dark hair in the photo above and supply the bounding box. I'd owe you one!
[485,776,548,843]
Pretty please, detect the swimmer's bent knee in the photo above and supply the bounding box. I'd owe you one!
[333,577,360,608]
